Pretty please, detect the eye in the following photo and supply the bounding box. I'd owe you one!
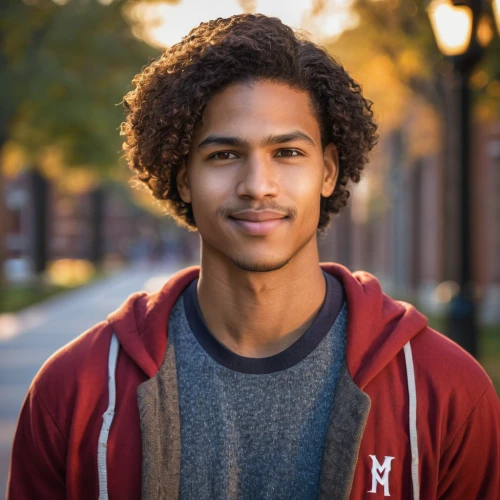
[208,151,238,160]
[276,149,302,158]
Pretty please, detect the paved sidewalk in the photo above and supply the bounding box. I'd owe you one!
[0,262,188,498]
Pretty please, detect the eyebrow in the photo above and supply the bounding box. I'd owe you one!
[196,130,316,150]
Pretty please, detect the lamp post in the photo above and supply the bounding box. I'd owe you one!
[427,0,498,357]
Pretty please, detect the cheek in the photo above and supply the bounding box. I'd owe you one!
[189,170,230,225]
[286,170,323,217]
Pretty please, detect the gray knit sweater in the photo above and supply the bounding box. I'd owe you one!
[165,271,347,499]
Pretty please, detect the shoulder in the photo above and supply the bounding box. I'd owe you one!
[410,330,500,497]
[409,325,498,448]
[410,325,493,398]
[31,287,151,400]
[29,319,115,421]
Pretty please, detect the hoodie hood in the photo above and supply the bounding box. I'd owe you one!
[106,263,428,389]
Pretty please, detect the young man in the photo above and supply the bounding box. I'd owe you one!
[7,13,499,500]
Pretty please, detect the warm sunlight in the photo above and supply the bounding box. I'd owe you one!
[124,0,358,49]
[493,0,500,36]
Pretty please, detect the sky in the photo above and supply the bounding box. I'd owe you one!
[126,0,358,48]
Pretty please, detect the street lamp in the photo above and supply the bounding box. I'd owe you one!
[493,0,500,35]
[427,0,498,357]
[428,1,474,55]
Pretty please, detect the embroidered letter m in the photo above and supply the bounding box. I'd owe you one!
[368,455,395,496]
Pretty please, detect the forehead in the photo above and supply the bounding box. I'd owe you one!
[193,80,321,144]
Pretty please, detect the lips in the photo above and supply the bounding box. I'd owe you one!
[228,211,289,236]
[229,210,288,222]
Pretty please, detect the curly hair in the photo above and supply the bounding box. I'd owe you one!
[120,14,378,232]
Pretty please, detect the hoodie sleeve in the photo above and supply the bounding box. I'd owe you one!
[437,383,500,499]
[6,388,67,499]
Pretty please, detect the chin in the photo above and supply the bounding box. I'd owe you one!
[230,254,292,273]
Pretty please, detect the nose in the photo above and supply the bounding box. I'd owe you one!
[235,152,279,200]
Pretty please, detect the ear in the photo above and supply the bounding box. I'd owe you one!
[176,161,191,204]
[321,143,339,198]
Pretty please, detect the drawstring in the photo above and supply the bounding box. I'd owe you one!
[403,341,420,500]
[97,332,120,500]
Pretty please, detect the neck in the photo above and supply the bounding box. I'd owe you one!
[196,237,326,358]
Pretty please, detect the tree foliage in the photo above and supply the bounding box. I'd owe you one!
[327,0,500,143]
[0,0,160,177]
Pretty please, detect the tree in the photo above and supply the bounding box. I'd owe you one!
[0,0,161,283]
[318,0,499,222]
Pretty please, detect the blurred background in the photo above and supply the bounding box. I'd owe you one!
[1,0,499,494]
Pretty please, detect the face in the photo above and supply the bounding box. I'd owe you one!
[176,80,339,273]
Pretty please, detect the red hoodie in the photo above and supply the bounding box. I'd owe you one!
[7,263,500,499]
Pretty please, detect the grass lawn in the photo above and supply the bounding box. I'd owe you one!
[0,283,76,313]
[0,270,108,314]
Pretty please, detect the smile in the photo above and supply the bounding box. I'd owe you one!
[228,217,289,236]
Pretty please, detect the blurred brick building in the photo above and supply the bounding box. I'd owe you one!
[2,170,167,282]
[319,120,500,324]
